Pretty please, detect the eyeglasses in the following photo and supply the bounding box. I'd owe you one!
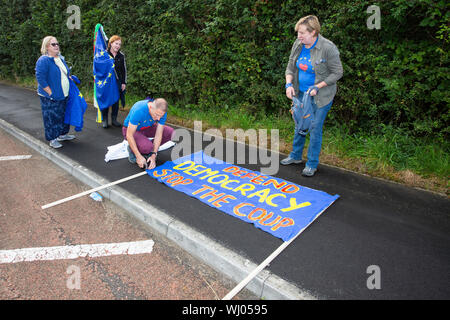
[50,43,59,47]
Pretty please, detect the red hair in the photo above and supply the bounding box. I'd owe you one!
[107,35,122,50]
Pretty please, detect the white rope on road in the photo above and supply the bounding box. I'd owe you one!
[222,205,332,300]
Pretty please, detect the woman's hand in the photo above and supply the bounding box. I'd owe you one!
[43,86,52,96]
[286,86,295,100]
[309,83,325,97]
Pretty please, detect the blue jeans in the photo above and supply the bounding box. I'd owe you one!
[40,96,70,141]
[289,92,333,169]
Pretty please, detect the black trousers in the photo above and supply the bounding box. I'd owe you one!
[101,100,119,121]
[101,87,125,121]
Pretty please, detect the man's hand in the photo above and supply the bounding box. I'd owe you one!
[147,154,157,170]
[136,154,147,169]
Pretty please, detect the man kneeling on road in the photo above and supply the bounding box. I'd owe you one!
[122,98,174,169]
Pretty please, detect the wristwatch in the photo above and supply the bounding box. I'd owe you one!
[285,83,293,89]
[149,151,157,157]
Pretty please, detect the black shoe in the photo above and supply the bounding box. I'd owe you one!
[102,119,109,128]
[111,118,121,127]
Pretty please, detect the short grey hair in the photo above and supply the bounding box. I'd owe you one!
[154,98,168,112]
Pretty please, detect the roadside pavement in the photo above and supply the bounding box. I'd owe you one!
[0,83,449,299]
[0,129,256,300]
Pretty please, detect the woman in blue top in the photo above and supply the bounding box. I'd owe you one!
[101,35,127,128]
[282,15,343,177]
[35,36,76,148]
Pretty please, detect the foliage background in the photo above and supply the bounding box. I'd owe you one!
[0,0,448,142]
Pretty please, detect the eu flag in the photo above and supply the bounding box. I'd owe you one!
[93,24,119,115]
[65,75,87,131]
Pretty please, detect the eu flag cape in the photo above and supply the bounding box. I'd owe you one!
[93,24,119,120]
[65,75,87,131]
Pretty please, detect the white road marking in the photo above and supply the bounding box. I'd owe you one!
[0,155,32,161]
[0,240,155,264]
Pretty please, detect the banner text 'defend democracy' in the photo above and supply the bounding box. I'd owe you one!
[148,152,339,241]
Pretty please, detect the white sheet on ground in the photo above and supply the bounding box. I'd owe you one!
[104,139,176,162]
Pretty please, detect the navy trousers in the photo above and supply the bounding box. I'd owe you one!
[39,96,70,141]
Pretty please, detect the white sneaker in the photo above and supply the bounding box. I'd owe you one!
[280,156,302,165]
[57,134,75,141]
[302,166,317,177]
[49,139,62,149]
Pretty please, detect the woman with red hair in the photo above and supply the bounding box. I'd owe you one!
[101,35,127,128]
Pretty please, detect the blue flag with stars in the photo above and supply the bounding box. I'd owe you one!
[65,75,87,131]
[93,24,119,111]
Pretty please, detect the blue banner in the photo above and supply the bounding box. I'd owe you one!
[93,24,119,111]
[147,151,339,242]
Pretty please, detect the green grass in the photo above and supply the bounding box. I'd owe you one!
[168,101,449,194]
[323,125,449,178]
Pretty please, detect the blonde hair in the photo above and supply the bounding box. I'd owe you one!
[41,36,57,55]
[108,35,122,51]
[295,15,321,36]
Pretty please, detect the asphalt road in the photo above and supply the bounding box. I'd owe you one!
[0,83,449,299]
[0,126,256,300]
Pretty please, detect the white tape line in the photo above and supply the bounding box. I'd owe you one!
[0,239,155,264]
[222,203,334,300]
[42,171,148,209]
[0,155,32,161]
[222,239,292,300]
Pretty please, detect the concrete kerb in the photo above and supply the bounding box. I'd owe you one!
[0,117,315,300]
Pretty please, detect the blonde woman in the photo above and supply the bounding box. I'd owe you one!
[35,36,75,148]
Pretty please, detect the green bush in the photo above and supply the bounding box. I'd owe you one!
[0,0,448,142]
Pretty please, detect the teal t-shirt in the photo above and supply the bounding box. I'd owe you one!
[124,100,167,130]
